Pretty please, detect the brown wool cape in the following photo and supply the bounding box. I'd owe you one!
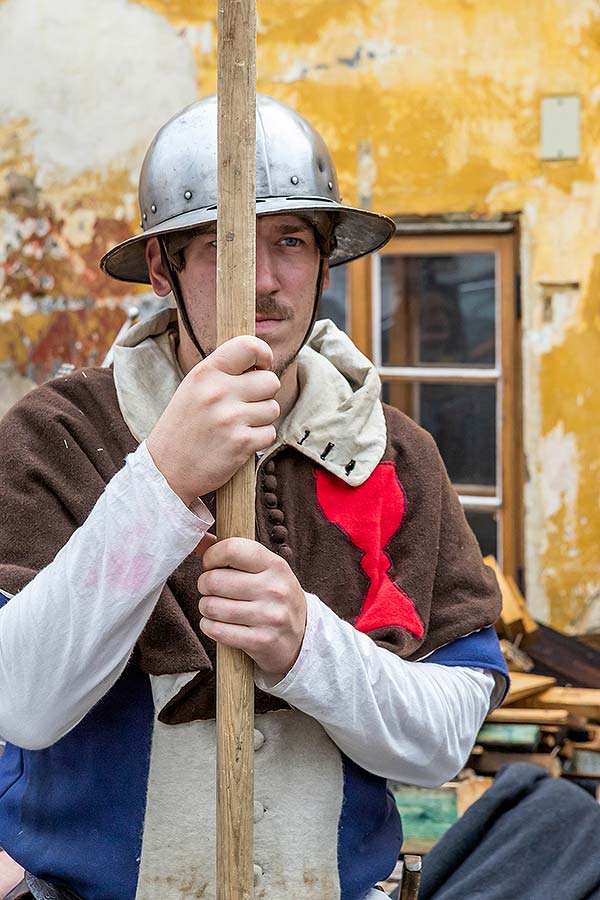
[0,367,501,724]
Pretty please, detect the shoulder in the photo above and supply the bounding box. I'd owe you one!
[381,402,442,469]
[0,367,129,468]
[1,367,117,428]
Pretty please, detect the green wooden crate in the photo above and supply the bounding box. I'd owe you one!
[389,783,458,853]
[476,723,541,751]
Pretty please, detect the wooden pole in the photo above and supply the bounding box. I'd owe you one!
[216,1,256,899]
[400,855,422,900]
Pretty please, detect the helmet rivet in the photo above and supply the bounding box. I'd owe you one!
[328,181,333,191]
[143,212,147,221]
[290,175,299,185]
[151,204,157,214]
[184,190,192,200]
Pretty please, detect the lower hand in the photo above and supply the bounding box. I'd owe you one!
[197,538,307,678]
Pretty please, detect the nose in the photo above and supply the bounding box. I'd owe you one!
[255,238,280,297]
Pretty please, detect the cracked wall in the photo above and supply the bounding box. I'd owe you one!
[2,0,600,628]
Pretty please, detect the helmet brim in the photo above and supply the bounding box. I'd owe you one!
[100,197,396,283]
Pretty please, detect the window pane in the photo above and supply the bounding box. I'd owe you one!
[380,254,496,367]
[382,382,496,486]
[465,510,498,558]
[320,264,347,332]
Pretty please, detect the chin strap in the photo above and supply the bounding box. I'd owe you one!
[298,254,327,352]
[159,237,207,360]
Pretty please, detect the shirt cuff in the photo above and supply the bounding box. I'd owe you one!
[135,441,214,532]
[254,591,322,696]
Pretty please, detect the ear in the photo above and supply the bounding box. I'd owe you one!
[146,238,172,297]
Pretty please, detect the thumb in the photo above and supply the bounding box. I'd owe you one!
[194,531,217,563]
[209,335,274,375]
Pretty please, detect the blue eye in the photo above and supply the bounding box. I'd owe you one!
[280,236,302,247]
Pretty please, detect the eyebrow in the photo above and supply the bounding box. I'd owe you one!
[271,222,314,235]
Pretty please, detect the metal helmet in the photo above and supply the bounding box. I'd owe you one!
[100,94,395,283]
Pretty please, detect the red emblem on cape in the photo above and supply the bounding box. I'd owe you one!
[314,461,424,637]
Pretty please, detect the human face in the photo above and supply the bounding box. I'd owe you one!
[176,214,328,377]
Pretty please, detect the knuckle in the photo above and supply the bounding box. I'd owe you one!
[267,605,286,628]
[251,630,270,652]
[270,582,287,604]
[217,407,239,430]
[239,427,257,453]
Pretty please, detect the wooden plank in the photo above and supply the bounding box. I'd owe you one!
[506,575,537,633]
[486,707,570,725]
[470,749,562,777]
[484,556,529,634]
[476,723,541,751]
[455,777,493,816]
[520,623,600,689]
[503,672,556,705]
[498,235,519,581]
[389,783,458,854]
[570,748,600,776]
[400,855,422,900]
[216,0,256,897]
[390,778,493,854]
[521,688,600,721]
[348,255,372,358]
[570,727,600,752]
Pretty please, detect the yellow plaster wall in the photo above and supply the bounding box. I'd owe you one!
[2,0,600,627]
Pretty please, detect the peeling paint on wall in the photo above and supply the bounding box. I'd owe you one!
[540,422,579,523]
[2,0,600,628]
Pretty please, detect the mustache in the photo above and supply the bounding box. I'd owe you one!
[255,296,292,320]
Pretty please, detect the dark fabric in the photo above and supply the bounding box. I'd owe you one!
[0,367,501,724]
[3,880,31,900]
[419,763,600,900]
[25,873,83,900]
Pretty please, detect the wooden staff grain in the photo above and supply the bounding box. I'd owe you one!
[216,0,256,899]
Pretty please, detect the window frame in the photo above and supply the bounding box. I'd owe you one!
[347,231,521,580]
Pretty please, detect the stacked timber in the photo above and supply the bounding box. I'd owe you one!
[386,558,600,870]
[466,558,600,795]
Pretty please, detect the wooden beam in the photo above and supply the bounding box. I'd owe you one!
[503,672,556,705]
[487,707,570,726]
[216,0,256,898]
[521,688,600,721]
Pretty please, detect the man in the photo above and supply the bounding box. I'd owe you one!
[0,95,508,900]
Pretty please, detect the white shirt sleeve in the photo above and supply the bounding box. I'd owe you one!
[254,591,495,787]
[0,442,213,751]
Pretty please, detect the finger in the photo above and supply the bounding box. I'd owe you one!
[237,368,281,402]
[199,594,264,626]
[202,537,273,575]
[194,531,217,561]
[198,566,259,601]
[199,617,258,652]
[208,335,273,376]
[249,424,277,453]
[239,399,280,427]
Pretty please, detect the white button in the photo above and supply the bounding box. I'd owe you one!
[253,863,264,886]
[254,728,265,751]
[254,800,266,823]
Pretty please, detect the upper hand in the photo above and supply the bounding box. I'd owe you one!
[197,538,307,678]
[146,336,280,505]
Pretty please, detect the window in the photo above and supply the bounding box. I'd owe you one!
[346,230,522,580]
